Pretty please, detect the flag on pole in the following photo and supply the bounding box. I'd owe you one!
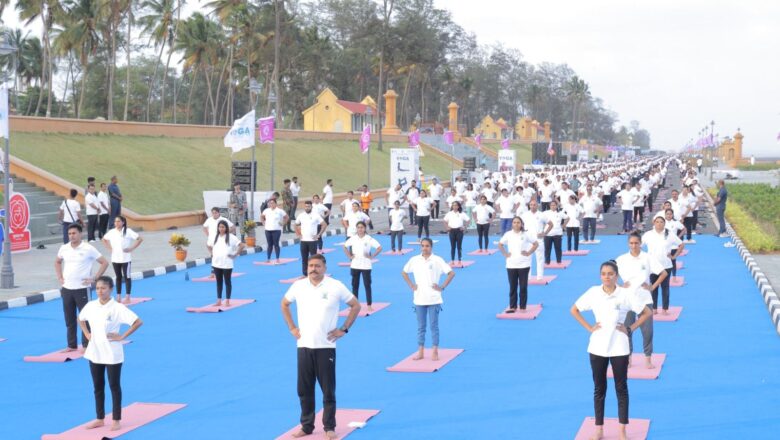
[776,132,780,141]
[360,125,371,154]
[443,130,454,145]
[0,86,8,139]
[474,134,482,147]
[257,116,275,144]
[408,130,420,148]
[501,138,510,149]
[547,139,555,156]
[224,110,256,153]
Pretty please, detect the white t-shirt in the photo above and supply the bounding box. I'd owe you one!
[284,277,355,349]
[543,210,566,236]
[57,242,102,290]
[445,195,461,210]
[482,187,497,202]
[521,211,545,237]
[617,190,634,211]
[387,188,403,206]
[415,197,434,216]
[403,254,453,305]
[642,229,680,270]
[103,228,139,263]
[97,191,110,215]
[499,230,537,268]
[495,195,517,219]
[454,180,467,195]
[262,208,286,231]
[344,210,370,237]
[389,209,407,231]
[60,199,81,223]
[203,216,234,242]
[428,183,443,200]
[665,219,684,237]
[345,234,381,270]
[539,185,554,202]
[631,187,644,207]
[340,198,357,213]
[580,195,601,218]
[562,203,583,228]
[296,212,324,242]
[557,189,576,204]
[575,285,646,357]
[290,182,301,197]
[85,193,99,216]
[79,299,139,364]
[473,204,495,224]
[313,203,329,219]
[211,233,241,269]
[463,190,478,207]
[444,211,469,229]
[322,185,334,204]
[406,187,420,203]
[616,251,665,304]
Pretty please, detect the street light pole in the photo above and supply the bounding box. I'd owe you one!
[268,91,277,191]
[0,37,17,289]
[365,106,373,187]
[248,79,262,219]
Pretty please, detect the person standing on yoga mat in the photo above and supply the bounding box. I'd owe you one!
[295,201,325,277]
[281,254,360,439]
[78,276,143,432]
[642,216,682,315]
[102,215,143,304]
[570,261,651,440]
[542,200,566,265]
[208,220,245,307]
[498,216,538,313]
[443,201,469,264]
[261,198,288,264]
[401,238,455,361]
[344,221,382,311]
[616,231,666,369]
[521,200,547,280]
[473,195,495,251]
[388,201,407,252]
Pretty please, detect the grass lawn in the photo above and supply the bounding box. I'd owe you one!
[709,185,780,253]
[10,132,457,214]
[480,141,533,165]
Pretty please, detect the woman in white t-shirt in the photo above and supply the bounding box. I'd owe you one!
[445,188,461,213]
[463,184,479,229]
[344,221,382,311]
[443,201,470,265]
[498,217,539,312]
[570,260,651,440]
[102,216,143,303]
[388,200,407,253]
[542,200,567,264]
[412,189,434,240]
[207,220,245,307]
[78,276,143,431]
[342,201,370,238]
[616,183,634,233]
[563,195,583,251]
[664,208,685,280]
[473,195,495,252]
[261,198,288,263]
[642,215,684,314]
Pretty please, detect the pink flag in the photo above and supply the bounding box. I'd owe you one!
[360,125,371,154]
[408,130,420,148]
[776,132,780,141]
[501,138,509,149]
[257,116,275,144]
[475,134,482,147]
[443,130,454,145]
[547,139,555,156]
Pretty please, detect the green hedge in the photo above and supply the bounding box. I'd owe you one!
[736,163,780,171]
[710,184,780,253]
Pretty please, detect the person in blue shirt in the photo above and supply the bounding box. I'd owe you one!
[713,179,728,237]
[107,176,123,226]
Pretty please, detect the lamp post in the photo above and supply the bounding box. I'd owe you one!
[268,90,277,190]
[365,106,373,187]
[709,120,715,179]
[247,79,262,219]
[1,37,17,289]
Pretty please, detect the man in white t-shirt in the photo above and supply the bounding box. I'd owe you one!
[428,178,443,219]
[339,191,356,216]
[54,223,109,351]
[84,184,100,242]
[521,200,546,279]
[312,194,330,251]
[281,254,360,439]
[97,183,111,239]
[290,176,301,216]
[295,201,325,278]
[59,189,83,244]
[495,188,517,235]
[322,179,334,224]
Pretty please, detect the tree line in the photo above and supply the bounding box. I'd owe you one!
[0,0,651,147]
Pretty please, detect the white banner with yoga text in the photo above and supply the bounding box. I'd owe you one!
[497,149,516,177]
[390,148,419,193]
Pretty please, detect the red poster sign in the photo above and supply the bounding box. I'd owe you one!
[9,193,31,253]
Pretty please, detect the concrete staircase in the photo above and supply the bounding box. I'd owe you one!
[4,174,67,247]
[420,134,498,170]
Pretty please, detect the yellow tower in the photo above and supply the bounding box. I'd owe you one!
[448,102,459,133]
[381,89,401,135]
[544,121,551,141]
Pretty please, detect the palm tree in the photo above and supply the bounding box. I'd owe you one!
[138,0,176,122]
[566,75,590,141]
[16,0,63,117]
[175,12,222,124]
[103,0,132,120]
[56,0,103,119]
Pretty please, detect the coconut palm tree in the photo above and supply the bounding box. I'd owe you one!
[175,12,223,124]
[56,0,103,118]
[566,75,590,141]
[138,0,176,122]
[16,0,63,117]
[103,0,132,120]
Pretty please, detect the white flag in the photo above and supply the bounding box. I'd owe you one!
[0,86,8,139]
[224,110,256,153]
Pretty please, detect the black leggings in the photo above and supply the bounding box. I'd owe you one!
[566,227,580,251]
[89,361,123,421]
[213,267,233,299]
[590,353,629,426]
[633,206,644,223]
[417,215,430,238]
[670,249,678,277]
[683,217,694,240]
[432,200,440,219]
[350,269,373,305]
[602,195,611,212]
[651,271,672,310]
[476,223,490,249]
[507,267,530,309]
[390,231,404,251]
[543,235,562,264]
[449,229,464,261]
[112,262,131,295]
[265,230,282,259]
[316,224,324,250]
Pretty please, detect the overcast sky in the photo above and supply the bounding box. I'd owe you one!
[3,0,779,156]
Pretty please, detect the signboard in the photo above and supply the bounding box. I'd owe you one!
[231,161,257,192]
[203,190,270,222]
[577,149,589,162]
[390,148,420,193]
[497,149,516,177]
[8,192,31,253]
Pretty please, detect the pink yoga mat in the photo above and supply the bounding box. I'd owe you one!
[0,338,6,342]
[581,240,601,245]
[338,259,379,267]
[449,260,475,268]
[608,353,666,380]
[545,260,572,269]
[678,249,689,257]
[185,298,255,313]
[575,417,650,440]
[528,275,557,285]
[676,260,685,270]
[596,224,607,229]
[382,248,413,256]
[386,348,464,373]
[254,258,299,266]
[563,250,590,256]
[124,297,153,307]
[670,276,685,287]
[339,302,390,317]
[24,341,131,363]
[468,249,498,256]
[408,240,439,245]
[275,408,380,440]
[42,402,187,440]
[191,272,245,282]
[654,306,682,322]
[496,304,543,320]
[318,248,335,254]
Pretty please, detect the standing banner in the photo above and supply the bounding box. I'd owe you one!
[577,149,589,162]
[224,110,256,153]
[390,148,419,192]
[501,138,510,149]
[443,130,454,145]
[408,130,420,148]
[497,149,516,177]
[8,192,31,253]
[359,125,371,154]
[257,116,275,144]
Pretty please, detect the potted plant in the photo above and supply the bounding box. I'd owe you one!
[243,220,257,247]
[169,233,191,262]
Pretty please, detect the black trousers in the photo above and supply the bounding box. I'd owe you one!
[213,267,233,299]
[633,206,644,223]
[266,230,282,259]
[323,203,332,225]
[566,227,580,251]
[89,361,123,421]
[98,214,110,238]
[541,202,550,211]
[602,195,611,213]
[692,210,699,231]
[417,215,430,238]
[62,287,89,349]
[316,224,324,250]
[476,223,490,249]
[112,262,131,295]
[449,229,464,261]
[408,206,416,225]
[544,235,562,264]
[670,249,678,278]
[507,267,530,309]
[651,271,672,310]
[683,217,694,240]
[590,353,629,425]
[350,268,372,305]
[300,241,318,277]
[297,348,336,434]
[87,215,98,241]
[390,231,404,251]
[432,200,440,219]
